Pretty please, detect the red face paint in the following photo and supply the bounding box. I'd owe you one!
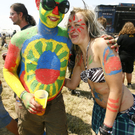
[81,23,86,25]
[69,19,72,22]
[77,28,81,32]
[73,15,75,21]
[78,19,82,22]
[52,4,59,15]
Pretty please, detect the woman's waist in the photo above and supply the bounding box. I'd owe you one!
[94,92,134,112]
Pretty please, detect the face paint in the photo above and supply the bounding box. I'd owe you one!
[103,46,122,75]
[68,14,86,34]
[39,2,64,28]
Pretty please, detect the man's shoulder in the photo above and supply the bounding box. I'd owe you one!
[58,26,68,37]
[11,26,38,46]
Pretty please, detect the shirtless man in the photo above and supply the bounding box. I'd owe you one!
[3,0,71,134]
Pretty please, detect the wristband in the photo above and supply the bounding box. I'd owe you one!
[20,91,27,99]
[99,123,112,135]
[102,123,112,131]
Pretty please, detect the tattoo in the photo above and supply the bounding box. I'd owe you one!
[103,46,122,75]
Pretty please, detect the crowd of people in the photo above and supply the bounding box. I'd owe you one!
[0,0,135,135]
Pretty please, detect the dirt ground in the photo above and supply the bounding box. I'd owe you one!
[0,41,135,135]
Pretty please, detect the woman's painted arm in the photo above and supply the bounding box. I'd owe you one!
[98,39,122,127]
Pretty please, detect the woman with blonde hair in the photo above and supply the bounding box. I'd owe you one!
[65,3,135,135]
[117,21,135,88]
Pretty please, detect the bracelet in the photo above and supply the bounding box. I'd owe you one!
[20,91,27,99]
[102,123,112,131]
[99,123,112,135]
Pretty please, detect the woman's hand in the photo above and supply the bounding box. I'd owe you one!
[21,92,43,114]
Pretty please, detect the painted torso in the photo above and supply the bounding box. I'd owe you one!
[8,21,72,101]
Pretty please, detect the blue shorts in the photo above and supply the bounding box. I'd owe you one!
[0,84,12,128]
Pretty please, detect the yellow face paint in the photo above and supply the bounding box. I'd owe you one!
[39,4,65,28]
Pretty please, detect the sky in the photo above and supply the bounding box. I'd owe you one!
[0,0,135,33]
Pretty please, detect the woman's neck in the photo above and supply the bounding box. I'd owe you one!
[79,38,91,57]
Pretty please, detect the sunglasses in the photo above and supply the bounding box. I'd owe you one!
[41,0,70,14]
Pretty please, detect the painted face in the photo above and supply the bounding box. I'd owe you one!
[9,8,20,25]
[39,0,69,28]
[68,12,89,45]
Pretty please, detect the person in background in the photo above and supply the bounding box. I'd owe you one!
[9,3,36,30]
[97,16,107,30]
[11,30,16,37]
[1,3,38,135]
[65,3,135,135]
[117,21,135,89]
[0,33,7,50]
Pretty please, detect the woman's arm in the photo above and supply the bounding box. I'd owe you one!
[65,54,82,90]
[96,39,123,128]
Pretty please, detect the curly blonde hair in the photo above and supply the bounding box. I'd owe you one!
[119,22,135,36]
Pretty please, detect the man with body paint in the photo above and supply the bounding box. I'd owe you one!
[3,0,71,134]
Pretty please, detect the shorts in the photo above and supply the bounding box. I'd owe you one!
[0,84,12,128]
[119,55,134,73]
[15,92,68,135]
[92,95,135,135]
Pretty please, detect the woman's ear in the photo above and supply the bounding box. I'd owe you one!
[35,0,40,10]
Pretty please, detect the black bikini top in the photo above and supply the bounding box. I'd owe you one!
[80,41,105,83]
[80,67,105,83]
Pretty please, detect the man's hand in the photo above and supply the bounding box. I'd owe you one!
[101,34,119,51]
[21,92,43,114]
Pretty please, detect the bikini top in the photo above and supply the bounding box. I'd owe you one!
[80,41,105,83]
[80,67,105,83]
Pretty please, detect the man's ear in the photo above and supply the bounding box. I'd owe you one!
[35,0,40,10]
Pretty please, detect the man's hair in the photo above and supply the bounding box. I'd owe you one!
[10,3,36,26]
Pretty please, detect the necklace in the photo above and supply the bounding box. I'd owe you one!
[82,41,91,70]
